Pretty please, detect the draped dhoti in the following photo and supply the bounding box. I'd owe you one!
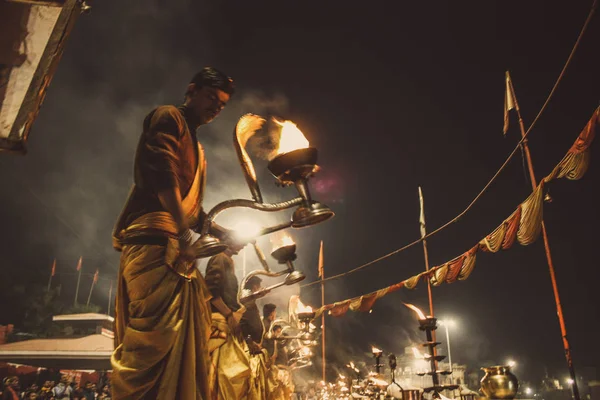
[208,313,251,399]
[111,244,212,400]
[248,350,269,400]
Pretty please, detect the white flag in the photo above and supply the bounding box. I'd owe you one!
[503,71,516,136]
[418,187,426,238]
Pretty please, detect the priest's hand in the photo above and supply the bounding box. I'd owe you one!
[226,309,244,337]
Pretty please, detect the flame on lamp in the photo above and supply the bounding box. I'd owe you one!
[275,120,309,155]
[272,233,295,251]
[281,234,295,246]
[412,347,424,359]
[372,346,383,355]
[403,302,426,320]
[296,299,313,314]
[347,361,359,373]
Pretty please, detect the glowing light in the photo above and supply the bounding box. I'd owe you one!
[412,347,425,359]
[403,302,426,320]
[295,299,313,314]
[439,319,456,328]
[233,220,261,241]
[275,120,309,155]
[347,361,359,373]
[525,388,533,395]
[372,346,383,355]
[566,378,574,385]
[272,233,296,251]
[507,360,516,368]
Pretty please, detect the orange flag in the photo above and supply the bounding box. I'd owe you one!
[76,257,82,271]
[318,240,324,278]
[93,269,99,284]
[51,259,56,277]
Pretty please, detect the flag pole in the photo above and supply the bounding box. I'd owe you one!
[319,240,326,383]
[418,187,435,318]
[418,187,439,371]
[87,270,98,306]
[107,280,114,316]
[74,257,82,306]
[47,259,56,292]
[507,71,580,400]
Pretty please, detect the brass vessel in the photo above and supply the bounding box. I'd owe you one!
[480,365,519,399]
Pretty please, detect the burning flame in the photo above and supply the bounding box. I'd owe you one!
[272,233,295,251]
[276,120,309,155]
[339,374,346,379]
[412,347,426,359]
[403,302,426,320]
[281,234,295,246]
[296,299,313,314]
[372,346,383,355]
[347,361,359,373]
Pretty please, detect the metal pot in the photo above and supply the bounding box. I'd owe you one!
[480,365,519,399]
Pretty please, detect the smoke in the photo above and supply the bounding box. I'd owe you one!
[0,0,301,317]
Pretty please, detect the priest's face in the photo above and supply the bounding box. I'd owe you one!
[187,85,230,125]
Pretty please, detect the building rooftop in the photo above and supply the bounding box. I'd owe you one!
[52,313,114,323]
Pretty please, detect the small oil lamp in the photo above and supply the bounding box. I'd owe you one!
[238,234,305,305]
[404,303,459,397]
[268,120,334,228]
[296,301,316,333]
[198,116,335,256]
[372,346,384,374]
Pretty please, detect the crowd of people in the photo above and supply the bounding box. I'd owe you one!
[1,375,111,400]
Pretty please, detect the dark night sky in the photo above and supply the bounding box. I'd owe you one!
[1,0,599,385]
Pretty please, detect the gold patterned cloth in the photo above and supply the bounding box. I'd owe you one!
[208,312,251,399]
[248,350,269,400]
[111,244,212,399]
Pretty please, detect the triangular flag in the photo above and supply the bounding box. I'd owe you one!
[76,257,82,271]
[93,269,99,284]
[51,259,56,277]
[503,71,516,136]
[418,187,426,238]
[318,241,324,278]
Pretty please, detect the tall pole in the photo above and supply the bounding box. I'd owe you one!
[419,187,439,370]
[107,280,113,316]
[47,259,56,292]
[418,187,435,318]
[87,271,97,306]
[319,240,326,383]
[508,73,580,400]
[74,258,82,306]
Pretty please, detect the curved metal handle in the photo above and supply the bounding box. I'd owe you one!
[237,268,290,304]
[200,197,303,235]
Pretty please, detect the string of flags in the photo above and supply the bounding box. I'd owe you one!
[313,107,598,319]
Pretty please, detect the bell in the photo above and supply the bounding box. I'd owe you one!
[544,193,553,203]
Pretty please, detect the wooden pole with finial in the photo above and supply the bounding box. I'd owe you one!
[318,240,326,382]
[418,187,440,371]
[47,259,56,292]
[87,269,98,306]
[506,71,580,400]
[74,257,82,306]
[107,280,114,316]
